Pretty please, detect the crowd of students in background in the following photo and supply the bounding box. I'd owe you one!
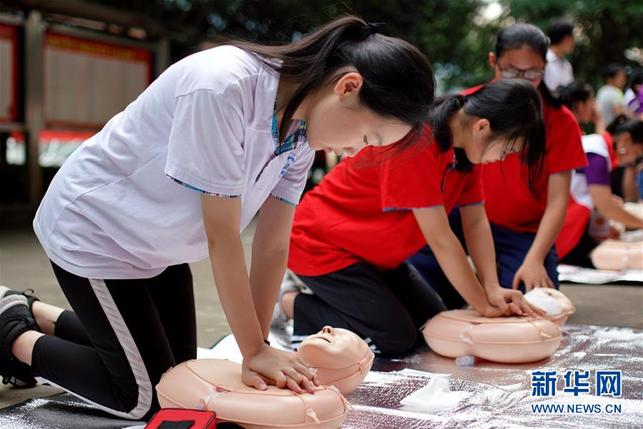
[277,18,643,357]
[542,19,643,266]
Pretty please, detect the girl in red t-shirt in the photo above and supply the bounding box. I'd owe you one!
[279,80,547,356]
[412,24,587,311]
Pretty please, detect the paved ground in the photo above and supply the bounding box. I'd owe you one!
[0,227,641,409]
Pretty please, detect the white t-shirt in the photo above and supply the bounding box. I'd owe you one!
[596,84,625,126]
[624,88,636,107]
[569,134,612,211]
[544,49,573,93]
[34,46,315,279]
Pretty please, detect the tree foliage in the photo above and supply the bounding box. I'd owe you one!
[78,0,643,91]
[505,0,643,89]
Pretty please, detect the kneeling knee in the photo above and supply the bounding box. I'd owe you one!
[369,325,418,357]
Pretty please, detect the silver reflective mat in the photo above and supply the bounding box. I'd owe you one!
[0,324,641,429]
[558,264,643,284]
[343,324,642,429]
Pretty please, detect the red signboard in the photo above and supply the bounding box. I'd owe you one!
[0,23,19,122]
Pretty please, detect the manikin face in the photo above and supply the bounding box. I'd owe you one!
[299,326,369,368]
[303,72,412,157]
[524,288,575,316]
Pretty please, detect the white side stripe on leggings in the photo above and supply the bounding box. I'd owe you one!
[35,279,152,420]
[88,279,153,419]
[35,279,154,420]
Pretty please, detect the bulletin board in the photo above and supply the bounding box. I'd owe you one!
[44,31,152,129]
[0,23,18,122]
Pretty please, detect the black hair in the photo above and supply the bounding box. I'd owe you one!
[428,79,546,187]
[559,82,594,110]
[607,115,643,143]
[628,69,643,91]
[494,23,562,108]
[547,20,574,45]
[602,63,626,81]
[227,15,435,144]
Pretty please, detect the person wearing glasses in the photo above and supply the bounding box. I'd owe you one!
[410,24,587,309]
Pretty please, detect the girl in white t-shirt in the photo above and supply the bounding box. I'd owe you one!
[0,16,435,419]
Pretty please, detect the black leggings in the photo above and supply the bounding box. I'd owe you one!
[31,262,197,420]
[559,226,599,268]
[292,262,446,357]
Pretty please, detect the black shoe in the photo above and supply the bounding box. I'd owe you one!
[0,295,39,387]
[0,286,40,312]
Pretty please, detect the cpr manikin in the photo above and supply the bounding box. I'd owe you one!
[156,326,375,428]
[156,359,349,429]
[524,288,576,325]
[624,202,643,219]
[422,310,562,363]
[298,326,374,395]
[590,239,643,271]
[587,202,643,271]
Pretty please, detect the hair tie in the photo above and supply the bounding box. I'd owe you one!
[360,22,384,39]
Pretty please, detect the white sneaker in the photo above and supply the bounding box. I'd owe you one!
[270,271,313,330]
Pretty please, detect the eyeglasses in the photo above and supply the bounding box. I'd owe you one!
[496,64,544,81]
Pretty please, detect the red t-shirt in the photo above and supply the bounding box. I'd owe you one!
[464,86,588,233]
[557,132,615,258]
[602,131,618,169]
[288,125,484,276]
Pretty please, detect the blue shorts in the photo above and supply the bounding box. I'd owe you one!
[408,208,559,309]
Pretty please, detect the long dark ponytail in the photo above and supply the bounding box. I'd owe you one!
[227,16,435,143]
[495,23,562,108]
[429,79,546,188]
